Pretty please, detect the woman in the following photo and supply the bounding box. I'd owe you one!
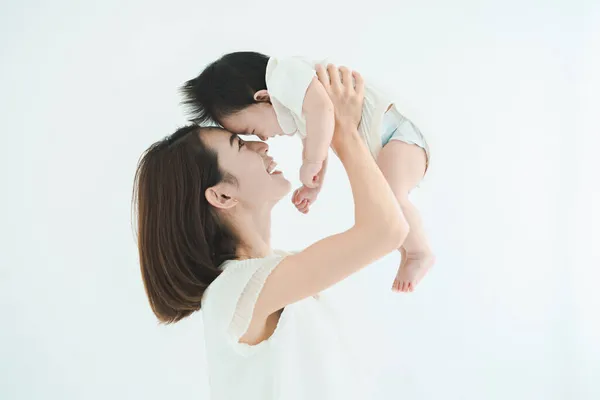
[134,65,409,399]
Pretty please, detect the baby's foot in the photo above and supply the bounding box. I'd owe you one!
[392,250,435,293]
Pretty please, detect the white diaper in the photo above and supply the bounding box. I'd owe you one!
[380,106,430,171]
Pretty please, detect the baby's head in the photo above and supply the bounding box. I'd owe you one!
[181,51,283,141]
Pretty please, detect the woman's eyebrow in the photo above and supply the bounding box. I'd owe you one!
[229,133,237,148]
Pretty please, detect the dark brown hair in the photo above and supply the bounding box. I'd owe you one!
[181,51,269,125]
[133,125,239,323]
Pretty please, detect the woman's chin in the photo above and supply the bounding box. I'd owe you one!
[282,178,292,193]
[264,174,291,204]
[269,170,289,183]
[277,177,292,198]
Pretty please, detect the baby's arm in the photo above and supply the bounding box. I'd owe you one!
[293,147,328,214]
[300,77,334,188]
[315,154,328,186]
[302,138,329,186]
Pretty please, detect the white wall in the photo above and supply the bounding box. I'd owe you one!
[1,1,598,399]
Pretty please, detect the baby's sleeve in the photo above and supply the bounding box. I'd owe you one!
[266,57,317,118]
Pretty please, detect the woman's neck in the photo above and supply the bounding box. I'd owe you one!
[233,207,273,260]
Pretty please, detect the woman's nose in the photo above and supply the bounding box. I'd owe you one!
[249,140,269,154]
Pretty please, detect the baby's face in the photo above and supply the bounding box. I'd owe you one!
[220,103,284,141]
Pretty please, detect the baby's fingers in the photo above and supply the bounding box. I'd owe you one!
[292,189,302,205]
[298,199,310,214]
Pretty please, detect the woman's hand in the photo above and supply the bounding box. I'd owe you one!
[314,64,364,146]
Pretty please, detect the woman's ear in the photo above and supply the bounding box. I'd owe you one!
[253,89,270,103]
[205,184,238,210]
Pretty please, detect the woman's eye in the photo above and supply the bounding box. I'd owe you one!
[238,140,245,150]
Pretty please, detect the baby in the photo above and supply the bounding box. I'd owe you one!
[181,52,434,293]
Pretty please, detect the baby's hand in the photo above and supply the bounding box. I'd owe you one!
[299,161,323,188]
[292,185,321,214]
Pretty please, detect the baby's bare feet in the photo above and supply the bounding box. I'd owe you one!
[392,250,435,293]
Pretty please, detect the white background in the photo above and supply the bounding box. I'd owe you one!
[1,0,598,399]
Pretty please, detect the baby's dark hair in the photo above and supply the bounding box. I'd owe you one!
[181,51,270,125]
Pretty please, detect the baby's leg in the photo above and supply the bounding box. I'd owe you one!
[377,141,434,293]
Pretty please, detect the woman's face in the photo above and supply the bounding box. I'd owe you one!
[201,129,291,207]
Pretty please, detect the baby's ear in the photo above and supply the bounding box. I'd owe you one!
[253,90,270,102]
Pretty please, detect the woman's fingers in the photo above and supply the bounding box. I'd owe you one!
[315,64,330,90]
[328,64,362,97]
[340,66,352,89]
[352,70,364,97]
[321,63,361,95]
[327,64,341,91]
[318,62,365,142]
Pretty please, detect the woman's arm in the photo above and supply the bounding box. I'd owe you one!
[299,78,335,188]
[249,65,409,325]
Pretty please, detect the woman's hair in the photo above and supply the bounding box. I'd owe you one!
[133,125,239,323]
[180,51,270,125]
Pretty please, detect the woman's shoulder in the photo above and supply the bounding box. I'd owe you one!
[201,251,296,353]
[202,251,293,311]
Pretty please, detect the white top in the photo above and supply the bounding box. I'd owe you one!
[266,56,393,158]
[201,250,369,400]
